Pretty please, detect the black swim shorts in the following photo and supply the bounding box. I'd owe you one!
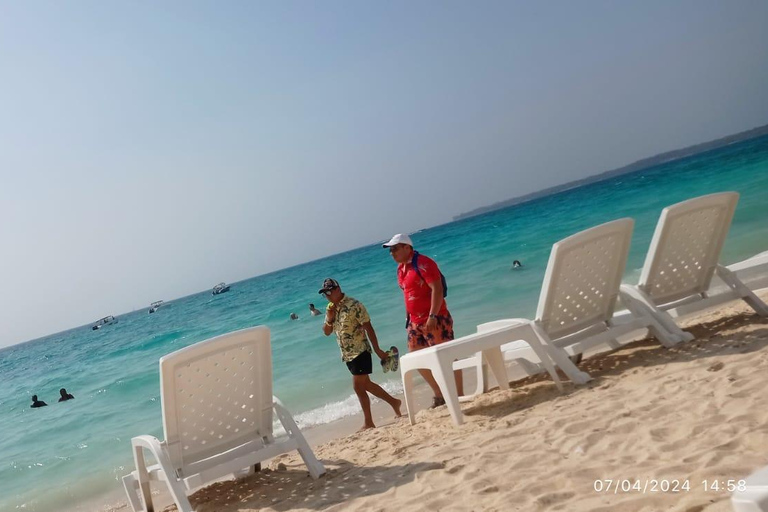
[346,350,373,375]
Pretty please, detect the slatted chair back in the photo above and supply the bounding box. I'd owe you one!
[536,218,634,339]
[638,192,738,305]
[159,326,274,474]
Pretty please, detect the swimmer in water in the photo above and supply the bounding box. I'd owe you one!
[31,395,48,408]
[58,388,75,402]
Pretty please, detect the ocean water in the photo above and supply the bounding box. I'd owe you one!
[2,135,768,511]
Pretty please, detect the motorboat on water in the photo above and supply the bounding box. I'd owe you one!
[148,300,164,314]
[212,282,231,295]
[92,315,118,330]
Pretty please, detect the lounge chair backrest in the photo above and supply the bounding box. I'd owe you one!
[638,192,738,304]
[536,218,634,339]
[159,326,274,473]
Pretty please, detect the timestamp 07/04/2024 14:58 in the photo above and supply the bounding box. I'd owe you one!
[593,479,747,494]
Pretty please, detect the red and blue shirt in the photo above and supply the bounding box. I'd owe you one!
[397,254,449,324]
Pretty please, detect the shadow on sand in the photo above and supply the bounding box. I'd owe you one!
[460,311,768,421]
[187,459,443,511]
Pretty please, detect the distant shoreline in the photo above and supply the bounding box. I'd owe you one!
[454,123,768,221]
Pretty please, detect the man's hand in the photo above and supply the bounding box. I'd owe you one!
[375,348,387,362]
[425,316,438,331]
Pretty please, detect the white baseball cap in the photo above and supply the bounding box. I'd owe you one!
[382,233,413,247]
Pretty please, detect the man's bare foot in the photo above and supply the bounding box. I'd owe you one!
[392,398,402,418]
[358,424,375,432]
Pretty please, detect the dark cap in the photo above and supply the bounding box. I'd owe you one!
[318,278,340,294]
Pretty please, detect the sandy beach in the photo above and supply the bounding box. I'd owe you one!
[103,289,768,512]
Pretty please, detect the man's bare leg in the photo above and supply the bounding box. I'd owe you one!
[364,379,402,417]
[352,375,375,430]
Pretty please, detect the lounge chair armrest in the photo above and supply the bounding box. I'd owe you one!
[131,434,165,452]
[131,435,177,479]
[128,435,186,511]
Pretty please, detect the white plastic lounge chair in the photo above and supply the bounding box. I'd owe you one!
[621,192,768,338]
[732,464,768,512]
[452,320,550,399]
[122,326,325,512]
[400,321,564,426]
[453,218,688,397]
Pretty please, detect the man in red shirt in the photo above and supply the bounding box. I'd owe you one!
[383,233,463,408]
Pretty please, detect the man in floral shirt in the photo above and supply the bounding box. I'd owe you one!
[319,278,402,430]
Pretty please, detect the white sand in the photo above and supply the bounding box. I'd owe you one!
[108,291,768,512]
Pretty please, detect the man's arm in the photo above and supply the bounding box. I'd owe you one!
[362,322,387,361]
[322,304,336,336]
[425,279,444,331]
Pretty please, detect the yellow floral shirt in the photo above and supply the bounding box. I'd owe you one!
[330,295,372,362]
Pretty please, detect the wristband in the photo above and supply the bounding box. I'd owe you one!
[429,314,437,319]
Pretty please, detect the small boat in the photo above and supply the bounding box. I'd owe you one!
[148,300,164,314]
[212,282,231,295]
[92,315,118,330]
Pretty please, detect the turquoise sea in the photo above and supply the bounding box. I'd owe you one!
[2,135,768,511]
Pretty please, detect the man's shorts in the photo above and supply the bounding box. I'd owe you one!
[406,313,454,351]
[345,350,373,375]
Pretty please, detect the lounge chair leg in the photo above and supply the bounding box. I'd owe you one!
[132,446,155,512]
[516,323,563,391]
[402,370,418,425]
[483,347,509,391]
[122,474,144,512]
[619,285,693,345]
[130,436,193,512]
[475,352,489,394]
[433,357,463,426]
[273,398,325,479]
[165,480,193,512]
[531,323,591,384]
[716,265,768,316]
[462,354,490,401]
[517,359,544,375]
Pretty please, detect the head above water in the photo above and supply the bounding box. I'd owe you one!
[32,395,38,402]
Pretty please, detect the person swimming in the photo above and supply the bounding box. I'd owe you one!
[58,388,75,402]
[290,312,299,320]
[512,260,522,269]
[30,395,48,408]
[308,303,322,316]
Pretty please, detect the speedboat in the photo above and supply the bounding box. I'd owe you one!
[92,315,118,330]
[212,282,230,295]
[148,300,164,314]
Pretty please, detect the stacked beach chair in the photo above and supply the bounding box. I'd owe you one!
[398,192,768,510]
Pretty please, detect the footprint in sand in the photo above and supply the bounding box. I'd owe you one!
[707,361,725,372]
[535,491,575,506]
[445,464,464,474]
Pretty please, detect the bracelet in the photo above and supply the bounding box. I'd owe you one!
[429,314,437,319]
[324,320,333,327]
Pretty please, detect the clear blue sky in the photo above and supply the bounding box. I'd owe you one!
[1,1,767,347]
